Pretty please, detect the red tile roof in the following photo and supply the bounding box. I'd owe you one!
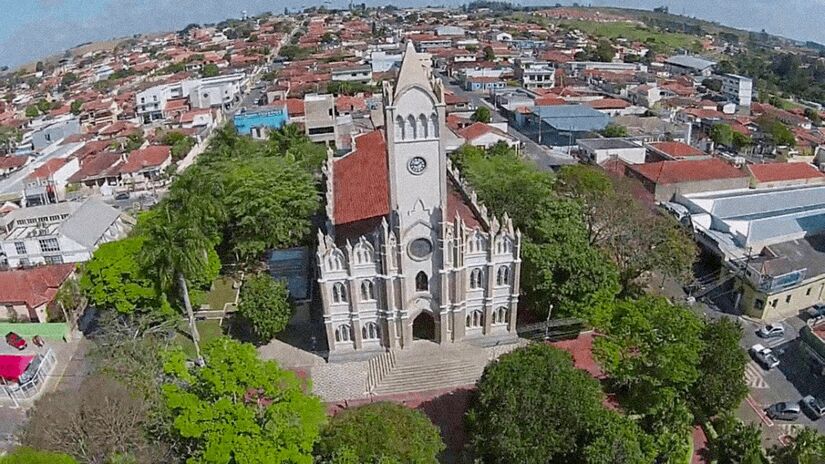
[68,152,122,182]
[456,122,496,141]
[628,158,747,185]
[585,98,631,110]
[27,158,69,181]
[333,130,389,225]
[447,183,480,229]
[0,156,28,171]
[284,98,305,117]
[120,146,171,174]
[0,264,75,309]
[748,163,825,183]
[648,141,705,159]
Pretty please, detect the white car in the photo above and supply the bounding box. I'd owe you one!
[750,344,780,369]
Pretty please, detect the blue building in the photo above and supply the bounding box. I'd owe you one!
[233,105,289,138]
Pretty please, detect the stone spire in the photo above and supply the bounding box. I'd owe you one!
[394,41,432,99]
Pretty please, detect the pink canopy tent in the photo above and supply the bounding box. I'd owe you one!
[0,355,34,383]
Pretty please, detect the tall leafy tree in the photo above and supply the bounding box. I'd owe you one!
[222,156,319,261]
[708,414,767,464]
[163,338,326,463]
[770,427,825,464]
[467,344,649,463]
[237,274,294,342]
[80,236,166,315]
[315,402,444,463]
[689,318,749,420]
[470,106,491,123]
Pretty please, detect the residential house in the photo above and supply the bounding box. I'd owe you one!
[24,158,80,206]
[119,146,172,188]
[0,264,75,322]
[625,158,749,202]
[514,59,556,90]
[646,141,710,161]
[456,122,520,151]
[748,162,825,189]
[578,138,646,165]
[0,198,132,268]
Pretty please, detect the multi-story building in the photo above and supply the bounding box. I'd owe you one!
[0,198,132,268]
[136,73,244,124]
[303,94,337,144]
[720,73,753,107]
[514,59,556,90]
[331,65,373,84]
[316,42,521,360]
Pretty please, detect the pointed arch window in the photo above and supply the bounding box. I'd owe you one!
[396,115,405,140]
[327,250,345,271]
[470,268,484,289]
[496,266,511,286]
[466,310,484,328]
[335,324,352,342]
[406,115,417,139]
[418,114,429,138]
[429,113,438,137]
[492,306,508,325]
[360,280,375,301]
[354,242,373,264]
[362,322,380,340]
[332,282,348,303]
[415,271,429,292]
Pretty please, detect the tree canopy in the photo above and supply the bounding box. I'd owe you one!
[689,318,749,420]
[315,402,444,463]
[0,448,78,464]
[163,338,326,463]
[467,343,653,464]
[471,106,491,123]
[237,274,294,342]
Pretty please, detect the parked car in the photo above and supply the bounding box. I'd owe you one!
[757,323,785,339]
[802,395,825,419]
[5,332,27,350]
[807,304,825,320]
[765,401,801,421]
[114,192,130,200]
[750,344,780,369]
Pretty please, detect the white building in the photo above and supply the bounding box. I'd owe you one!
[317,42,521,359]
[0,198,132,268]
[515,60,556,90]
[577,138,646,165]
[136,73,244,124]
[720,73,753,107]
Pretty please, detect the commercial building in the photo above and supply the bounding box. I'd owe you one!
[136,73,244,124]
[626,158,749,202]
[665,54,717,77]
[527,104,610,147]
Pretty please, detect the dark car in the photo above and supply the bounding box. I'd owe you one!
[114,192,130,201]
[802,395,825,419]
[765,401,801,421]
[807,304,825,320]
[5,332,27,350]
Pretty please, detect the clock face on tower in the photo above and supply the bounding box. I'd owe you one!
[408,156,427,175]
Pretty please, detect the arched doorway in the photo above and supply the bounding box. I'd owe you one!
[412,311,436,341]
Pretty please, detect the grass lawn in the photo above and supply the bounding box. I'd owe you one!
[174,319,225,359]
[206,276,238,311]
[562,20,700,52]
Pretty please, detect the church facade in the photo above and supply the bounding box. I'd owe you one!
[316,42,521,359]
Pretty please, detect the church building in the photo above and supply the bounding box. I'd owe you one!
[316,42,522,359]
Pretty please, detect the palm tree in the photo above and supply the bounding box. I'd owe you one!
[269,123,308,152]
[140,204,214,366]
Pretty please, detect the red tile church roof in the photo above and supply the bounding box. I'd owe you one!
[333,130,390,225]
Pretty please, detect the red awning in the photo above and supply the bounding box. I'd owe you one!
[0,355,34,383]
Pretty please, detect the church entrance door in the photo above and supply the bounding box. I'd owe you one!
[412,312,436,341]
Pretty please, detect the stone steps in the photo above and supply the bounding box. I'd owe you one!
[371,344,488,396]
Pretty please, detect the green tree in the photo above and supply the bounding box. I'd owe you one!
[592,39,616,62]
[237,274,294,341]
[222,156,319,261]
[582,413,656,464]
[163,338,326,463]
[689,318,748,420]
[36,99,52,113]
[25,105,39,118]
[770,427,825,464]
[70,100,83,115]
[710,124,735,147]
[471,106,491,123]
[81,237,166,315]
[0,448,77,464]
[0,126,22,154]
[316,402,444,463]
[269,123,311,152]
[732,131,753,151]
[805,108,822,125]
[123,132,145,152]
[60,72,78,88]
[483,45,495,61]
[467,344,650,463]
[600,124,628,138]
[201,63,220,78]
[594,296,704,407]
[708,414,767,464]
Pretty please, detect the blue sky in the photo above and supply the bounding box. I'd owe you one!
[2,0,825,68]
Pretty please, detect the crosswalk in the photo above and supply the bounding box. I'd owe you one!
[744,362,769,389]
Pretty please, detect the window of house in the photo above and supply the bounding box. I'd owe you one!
[754,299,765,310]
[496,266,510,286]
[771,299,778,308]
[807,287,812,296]
[466,310,484,328]
[19,258,30,267]
[335,324,352,342]
[785,294,792,304]
[470,268,483,289]
[14,242,26,255]
[415,271,429,292]
[492,307,508,325]
[39,238,60,252]
[332,283,347,303]
[44,255,63,264]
